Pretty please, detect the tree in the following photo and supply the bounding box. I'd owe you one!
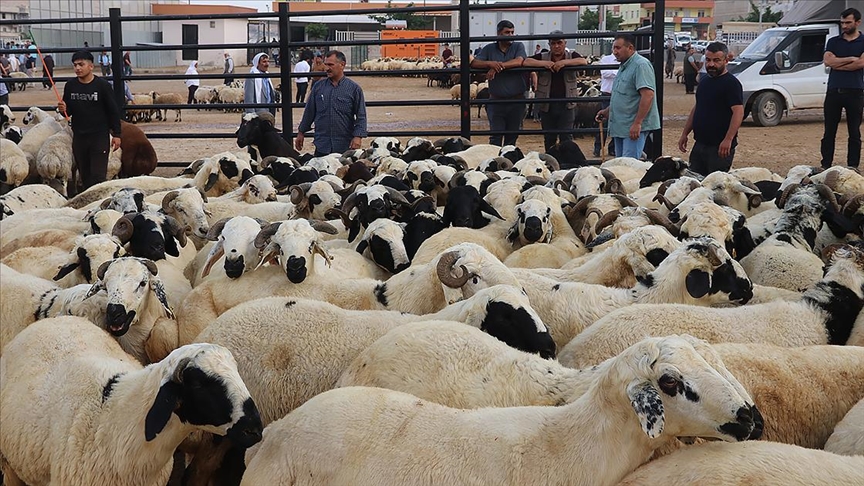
[737,1,784,24]
[368,1,432,30]
[305,23,328,41]
[578,7,624,31]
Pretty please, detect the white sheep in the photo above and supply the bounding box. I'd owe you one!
[0,138,30,189]
[18,115,63,169]
[176,242,521,346]
[1,233,125,287]
[195,285,551,425]
[241,335,759,486]
[0,264,57,350]
[618,442,864,485]
[0,318,263,486]
[0,184,67,220]
[513,238,753,348]
[558,244,864,367]
[35,125,74,195]
[813,165,864,198]
[825,397,864,456]
[195,216,266,283]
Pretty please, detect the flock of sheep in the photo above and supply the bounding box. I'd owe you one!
[126,80,248,124]
[0,110,863,485]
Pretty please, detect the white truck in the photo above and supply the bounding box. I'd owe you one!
[728,23,838,126]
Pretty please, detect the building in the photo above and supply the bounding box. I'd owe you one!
[618,1,714,38]
[713,0,794,26]
[154,4,258,68]
[0,1,28,47]
[459,5,580,54]
[24,0,185,67]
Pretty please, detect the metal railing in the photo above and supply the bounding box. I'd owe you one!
[0,0,666,165]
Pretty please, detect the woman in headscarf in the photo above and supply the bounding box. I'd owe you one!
[243,52,276,116]
[185,60,199,104]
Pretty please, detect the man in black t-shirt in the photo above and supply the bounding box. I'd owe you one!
[57,50,121,196]
[821,7,864,169]
[677,42,744,176]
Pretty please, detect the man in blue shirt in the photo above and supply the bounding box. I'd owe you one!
[295,50,367,156]
[677,42,744,176]
[470,20,527,146]
[595,33,661,159]
[821,7,864,169]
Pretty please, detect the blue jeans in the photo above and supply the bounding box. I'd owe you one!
[612,132,649,159]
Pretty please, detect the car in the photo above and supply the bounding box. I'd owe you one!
[693,40,710,52]
[674,32,692,51]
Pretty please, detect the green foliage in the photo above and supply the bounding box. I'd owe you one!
[737,1,784,23]
[305,23,329,40]
[368,1,433,30]
[578,8,624,31]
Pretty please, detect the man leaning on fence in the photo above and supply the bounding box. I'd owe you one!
[470,20,527,147]
[295,50,367,157]
[523,30,587,152]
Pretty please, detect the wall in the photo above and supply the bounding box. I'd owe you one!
[163,18,248,69]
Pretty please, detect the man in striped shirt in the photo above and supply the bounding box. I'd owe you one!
[295,50,368,156]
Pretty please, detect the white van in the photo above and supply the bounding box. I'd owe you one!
[728,23,838,126]
[674,32,692,51]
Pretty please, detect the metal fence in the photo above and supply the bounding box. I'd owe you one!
[0,0,666,166]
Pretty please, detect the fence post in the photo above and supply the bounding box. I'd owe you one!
[459,0,471,140]
[650,0,665,160]
[279,2,292,141]
[108,8,125,117]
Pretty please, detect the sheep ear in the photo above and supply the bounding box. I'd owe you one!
[53,262,80,281]
[204,172,219,192]
[685,269,711,298]
[200,240,225,278]
[84,281,105,299]
[134,192,145,213]
[347,218,361,243]
[627,381,665,439]
[506,222,520,244]
[356,240,369,255]
[240,169,254,184]
[150,277,175,319]
[145,381,181,441]
[480,200,503,220]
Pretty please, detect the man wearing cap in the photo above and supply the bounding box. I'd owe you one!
[523,30,587,151]
[470,20,528,146]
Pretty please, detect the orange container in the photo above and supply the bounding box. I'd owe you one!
[380,30,439,58]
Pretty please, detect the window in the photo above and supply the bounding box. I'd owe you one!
[698,10,705,17]
[210,21,216,29]
[181,24,199,61]
[666,10,674,17]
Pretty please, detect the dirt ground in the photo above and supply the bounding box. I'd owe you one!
[7,64,845,177]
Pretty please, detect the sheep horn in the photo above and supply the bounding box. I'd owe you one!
[96,260,113,281]
[525,176,547,186]
[448,170,467,189]
[611,194,639,208]
[450,156,469,171]
[205,218,231,241]
[822,170,840,190]
[384,187,410,206]
[705,244,723,267]
[336,179,365,199]
[735,180,763,208]
[141,259,159,276]
[164,215,188,248]
[259,155,278,170]
[172,357,192,384]
[410,195,435,210]
[494,157,514,171]
[562,169,578,187]
[540,153,560,172]
[325,179,344,192]
[161,191,180,213]
[593,209,621,234]
[655,179,676,197]
[567,195,597,219]
[484,171,501,182]
[643,208,681,237]
[289,183,313,205]
[843,194,864,216]
[652,193,675,211]
[100,198,113,210]
[600,168,617,183]
[308,220,339,235]
[553,180,569,191]
[775,183,800,209]
[324,208,352,227]
[111,216,134,244]
[436,251,473,288]
[814,184,841,213]
[254,222,282,250]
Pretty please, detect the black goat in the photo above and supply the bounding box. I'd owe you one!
[442,185,502,229]
[236,113,301,160]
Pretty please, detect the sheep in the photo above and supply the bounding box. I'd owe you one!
[1,233,125,287]
[825,397,864,456]
[194,85,219,104]
[354,217,410,274]
[217,86,244,112]
[675,200,755,259]
[7,71,28,91]
[529,225,681,287]
[213,174,278,203]
[127,93,156,123]
[146,187,211,240]
[618,442,864,485]
[1,124,23,144]
[18,115,63,169]
[236,112,300,160]
[283,179,342,220]
[118,120,158,177]
[240,335,759,486]
[176,243,522,345]
[446,143,502,169]
[638,155,703,188]
[0,318,263,486]
[0,138,30,192]
[195,216,267,282]
[700,171,766,216]
[0,207,91,248]
[196,286,553,425]
[152,91,184,122]
[558,243,864,367]
[813,165,864,197]
[0,104,14,129]
[513,238,753,348]
[35,125,74,195]
[0,264,57,350]
[0,184,67,219]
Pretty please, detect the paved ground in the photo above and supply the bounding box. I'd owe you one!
[7,63,846,177]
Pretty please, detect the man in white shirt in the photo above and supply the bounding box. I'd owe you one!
[293,51,312,104]
[595,53,619,157]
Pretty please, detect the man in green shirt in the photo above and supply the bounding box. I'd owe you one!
[595,33,660,159]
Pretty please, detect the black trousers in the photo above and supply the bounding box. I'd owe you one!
[684,73,697,94]
[539,103,575,152]
[71,134,110,196]
[487,99,525,146]
[689,140,735,176]
[0,93,7,106]
[296,82,308,103]
[187,85,198,104]
[821,89,863,168]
